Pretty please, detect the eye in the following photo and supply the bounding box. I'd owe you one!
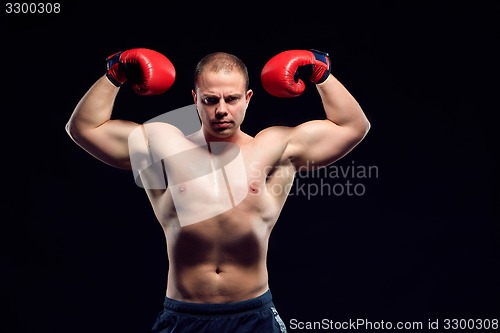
[202,97,219,105]
[225,96,239,104]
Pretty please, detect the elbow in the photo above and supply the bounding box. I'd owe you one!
[65,121,71,136]
[65,119,82,142]
[363,118,371,136]
[355,117,371,142]
[65,120,75,139]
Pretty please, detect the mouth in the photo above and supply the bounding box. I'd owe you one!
[212,121,233,129]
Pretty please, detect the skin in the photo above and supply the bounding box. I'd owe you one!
[66,53,370,303]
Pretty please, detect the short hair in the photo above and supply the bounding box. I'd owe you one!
[194,52,249,90]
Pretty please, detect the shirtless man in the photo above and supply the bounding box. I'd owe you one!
[65,48,370,332]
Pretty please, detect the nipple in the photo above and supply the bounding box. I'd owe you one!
[249,182,260,195]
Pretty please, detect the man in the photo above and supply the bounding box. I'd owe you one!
[66,48,370,332]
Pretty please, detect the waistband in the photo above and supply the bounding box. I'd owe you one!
[163,289,274,315]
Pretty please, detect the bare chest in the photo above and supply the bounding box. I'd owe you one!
[143,141,294,228]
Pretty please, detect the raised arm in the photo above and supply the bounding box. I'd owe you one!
[65,48,176,169]
[261,49,370,169]
[66,75,137,169]
[291,72,370,168]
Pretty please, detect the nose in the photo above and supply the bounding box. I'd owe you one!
[215,101,228,118]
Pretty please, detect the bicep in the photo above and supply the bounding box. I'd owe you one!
[285,119,365,168]
[71,119,139,169]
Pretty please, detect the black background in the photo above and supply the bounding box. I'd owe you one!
[2,2,499,332]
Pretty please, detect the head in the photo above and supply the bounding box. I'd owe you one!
[192,52,253,141]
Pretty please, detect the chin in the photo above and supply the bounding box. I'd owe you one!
[203,124,238,141]
[213,130,234,139]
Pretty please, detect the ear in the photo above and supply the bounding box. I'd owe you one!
[191,89,197,104]
[246,89,253,104]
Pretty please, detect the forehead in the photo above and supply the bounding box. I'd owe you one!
[196,70,246,94]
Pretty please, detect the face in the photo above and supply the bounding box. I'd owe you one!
[192,70,253,140]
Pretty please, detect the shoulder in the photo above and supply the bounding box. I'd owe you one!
[253,125,293,144]
[246,126,294,165]
[128,122,187,151]
[143,121,184,134]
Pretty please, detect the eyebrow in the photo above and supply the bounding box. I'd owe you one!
[200,92,244,98]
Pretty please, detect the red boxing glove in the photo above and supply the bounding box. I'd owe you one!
[261,49,331,98]
[106,48,176,96]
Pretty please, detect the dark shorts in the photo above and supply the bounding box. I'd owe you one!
[150,289,287,333]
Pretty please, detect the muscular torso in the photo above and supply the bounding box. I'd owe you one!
[131,122,295,303]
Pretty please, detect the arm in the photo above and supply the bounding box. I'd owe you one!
[65,48,176,170]
[66,75,139,169]
[287,73,370,168]
[261,49,370,169]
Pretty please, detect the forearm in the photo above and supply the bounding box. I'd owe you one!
[66,75,119,137]
[316,74,370,135]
